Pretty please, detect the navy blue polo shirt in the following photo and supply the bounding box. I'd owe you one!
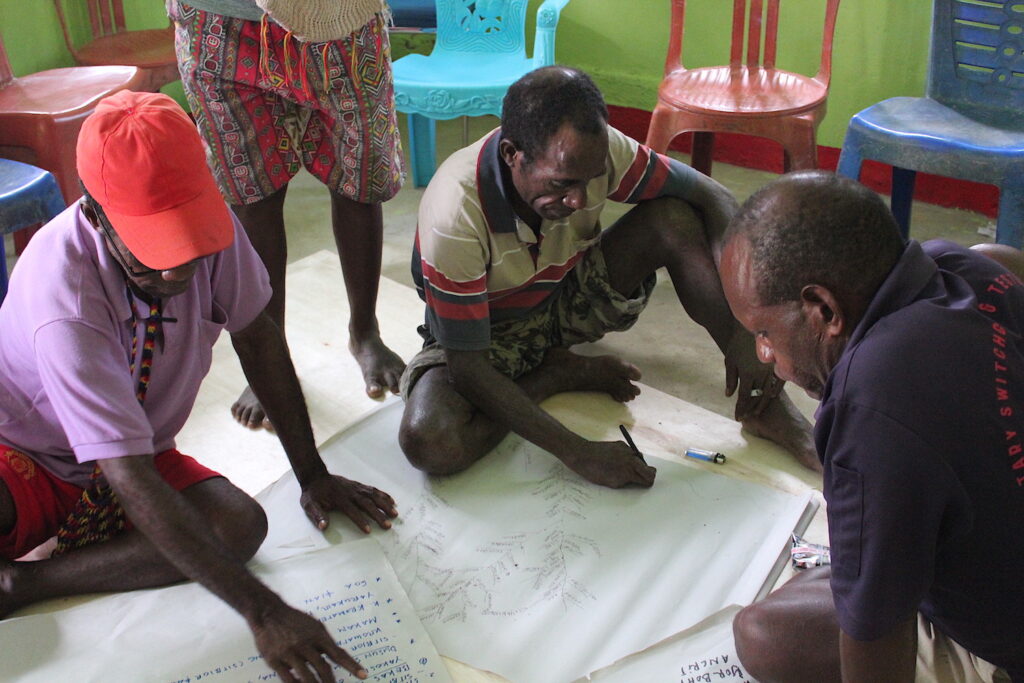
[817,240,1024,678]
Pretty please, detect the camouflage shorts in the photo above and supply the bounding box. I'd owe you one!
[399,246,656,399]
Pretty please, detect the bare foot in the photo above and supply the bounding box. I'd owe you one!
[231,386,274,432]
[349,333,405,399]
[541,348,642,402]
[741,392,822,473]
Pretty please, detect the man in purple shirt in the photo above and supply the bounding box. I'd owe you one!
[0,91,396,682]
[722,171,1023,682]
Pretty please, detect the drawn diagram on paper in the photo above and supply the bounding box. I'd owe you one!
[255,401,814,683]
[380,458,602,624]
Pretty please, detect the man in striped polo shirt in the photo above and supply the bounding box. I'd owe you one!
[398,67,817,488]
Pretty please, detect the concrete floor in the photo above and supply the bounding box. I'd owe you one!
[2,114,995,426]
[273,113,996,426]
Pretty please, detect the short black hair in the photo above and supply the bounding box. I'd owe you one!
[500,66,608,163]
[725,171,904,305]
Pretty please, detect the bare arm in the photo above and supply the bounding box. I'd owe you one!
[230,311,397,532]
[652,155,739,264]
[446,349,655,488]
[99,456,365,681]
[839,618,917,683]
[683,170,740,264]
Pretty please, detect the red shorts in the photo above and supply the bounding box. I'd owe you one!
[0,446,221,560]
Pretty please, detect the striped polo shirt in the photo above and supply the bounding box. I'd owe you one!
[412,125,700,351]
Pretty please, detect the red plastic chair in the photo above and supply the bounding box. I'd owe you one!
[53,0,178,93]
[646,0,841,176]
[0,33,144,250]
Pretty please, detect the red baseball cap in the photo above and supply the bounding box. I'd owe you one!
[76,91,233,270]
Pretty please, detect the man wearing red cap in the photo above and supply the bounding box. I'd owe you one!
[0,90,394,681]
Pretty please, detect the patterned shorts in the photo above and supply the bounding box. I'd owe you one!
[400,246,657,399]
[0,446,220,560]
[168,1,404,205]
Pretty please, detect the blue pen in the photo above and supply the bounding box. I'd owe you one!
[684,447,726,465]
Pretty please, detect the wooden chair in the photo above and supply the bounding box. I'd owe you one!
[53,0,178,93]
[0,33,143,250]
[646,0,842,176]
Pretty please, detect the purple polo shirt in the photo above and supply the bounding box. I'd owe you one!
[818,240,1024,679]
[0,202,271,488]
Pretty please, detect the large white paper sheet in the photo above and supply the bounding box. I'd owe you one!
[578,605,755,682]
[2,539,452,683]
[256,401,812,683]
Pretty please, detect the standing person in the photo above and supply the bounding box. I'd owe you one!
[721,171,1023,682]
[168,0,406,429]
[398,66,818,489]
[0,91,397,682]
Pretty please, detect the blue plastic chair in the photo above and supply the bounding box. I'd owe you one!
[837,0,1024,247]
[0,159,65,304]
[392,0,571,187]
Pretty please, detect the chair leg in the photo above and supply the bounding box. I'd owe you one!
[781,129,818,172]
[407,113,437,188]
[836,141,864,181]
[691,132,714,176]
[645,104,683,153]
[890,166,916,240]
[995,180,1024,248]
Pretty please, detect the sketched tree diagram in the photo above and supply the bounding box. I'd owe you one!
[380,449,602,624]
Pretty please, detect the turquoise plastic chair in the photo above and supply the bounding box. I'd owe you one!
[837,0,1024,247]
[0,159,66,304]
[392,0,572,187]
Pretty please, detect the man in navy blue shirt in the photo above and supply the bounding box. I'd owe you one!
[721,171,1023,682]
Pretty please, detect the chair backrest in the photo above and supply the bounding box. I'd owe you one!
[433,0,529,55]
[929,0,1024,128]
[665,0,841,83]
[53,0,129,62]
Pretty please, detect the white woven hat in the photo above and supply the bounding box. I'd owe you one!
[256,0,386,42]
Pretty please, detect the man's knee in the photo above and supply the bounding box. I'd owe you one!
[183,479,267,561]
[398,408,475,476]
[733,568,839,681]
[632,197,709,250]
[401,376,482,475]
[732,601,777,676]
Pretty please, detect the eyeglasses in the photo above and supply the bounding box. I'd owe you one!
[89,201,160,278]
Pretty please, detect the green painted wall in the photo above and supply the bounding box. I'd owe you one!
[1,0,931,149]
